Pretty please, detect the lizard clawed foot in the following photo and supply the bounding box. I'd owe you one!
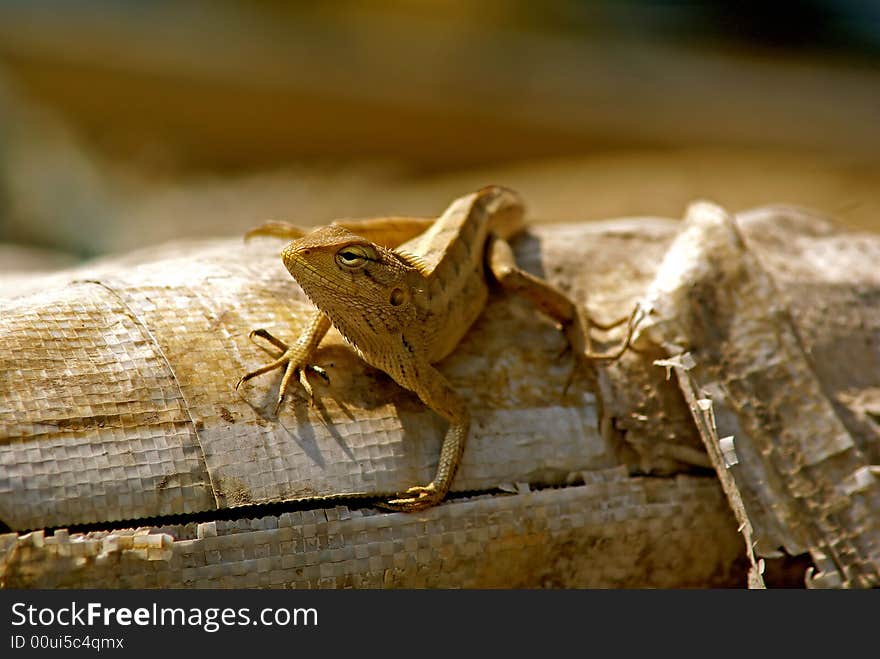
[378,483,445,512]
[558,305,642,394]
[236,329,329,413]
[561,304,642,363]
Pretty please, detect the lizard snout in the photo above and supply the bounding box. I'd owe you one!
[281,243,308,270]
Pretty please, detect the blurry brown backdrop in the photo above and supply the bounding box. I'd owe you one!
[0,1,878,266]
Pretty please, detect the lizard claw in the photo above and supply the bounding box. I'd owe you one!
[558,304,641,368]
[378,483,444,512]
[555,329,574,360]
[273,392,288,415]
[237,329,329,414]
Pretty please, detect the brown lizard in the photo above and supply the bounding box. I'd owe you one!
[237,186,637,511]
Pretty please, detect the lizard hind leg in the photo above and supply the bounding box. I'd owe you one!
[486,235,638,362]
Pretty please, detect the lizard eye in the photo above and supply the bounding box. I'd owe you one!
[335,245,374,269]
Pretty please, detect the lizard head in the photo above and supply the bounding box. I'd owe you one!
[281,225,419,340]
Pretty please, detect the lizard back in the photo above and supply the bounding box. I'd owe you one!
[395,186,525,362]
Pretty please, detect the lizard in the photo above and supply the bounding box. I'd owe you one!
[237,186,638,511]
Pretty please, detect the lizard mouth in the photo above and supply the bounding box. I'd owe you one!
[281,242,301,270]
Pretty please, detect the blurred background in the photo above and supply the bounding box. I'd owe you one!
[0,0,878,269]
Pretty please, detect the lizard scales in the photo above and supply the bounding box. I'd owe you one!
[285,188,523,366]
[239,186,632,511]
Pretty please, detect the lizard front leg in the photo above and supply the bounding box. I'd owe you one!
[380,355,470,512]
[236,310,332,413]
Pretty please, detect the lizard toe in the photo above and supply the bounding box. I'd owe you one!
[380,483,444,512]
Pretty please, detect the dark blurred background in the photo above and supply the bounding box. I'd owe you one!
[0,0,878,267]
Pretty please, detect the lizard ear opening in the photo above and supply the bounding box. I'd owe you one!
[389,288,408,306]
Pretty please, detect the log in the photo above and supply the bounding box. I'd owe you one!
[2,204,878,587]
